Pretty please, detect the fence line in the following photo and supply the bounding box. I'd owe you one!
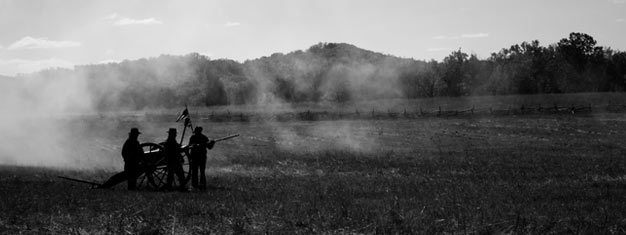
[199,103,626,122]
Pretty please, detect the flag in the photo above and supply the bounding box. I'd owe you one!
[176,106,189,122]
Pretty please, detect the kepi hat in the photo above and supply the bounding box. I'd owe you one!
[193,126,203,133]
[167,128,177,134]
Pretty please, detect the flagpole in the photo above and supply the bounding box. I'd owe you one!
[177,104,192,146]
[180,117,188,146]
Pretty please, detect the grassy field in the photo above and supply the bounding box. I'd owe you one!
[2,94,626,234]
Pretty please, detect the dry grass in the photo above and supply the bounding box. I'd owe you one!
[2,95,626,234]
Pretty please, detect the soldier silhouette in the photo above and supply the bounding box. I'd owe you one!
[162,128,187,191]
[121,128,143,190]
[188,126,215,190]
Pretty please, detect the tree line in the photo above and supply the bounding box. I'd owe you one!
[15,32,626,110]
[401,32,626,97]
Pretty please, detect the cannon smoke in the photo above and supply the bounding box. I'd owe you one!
[0,44,417,169]
[0,71,107,169]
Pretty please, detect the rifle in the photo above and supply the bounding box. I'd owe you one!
[187,134,240,149]
[213,134,240,142]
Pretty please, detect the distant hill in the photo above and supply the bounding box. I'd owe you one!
[242,43,421,103]
[8,32,626,111]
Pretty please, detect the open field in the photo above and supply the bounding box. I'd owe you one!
[2,94,626,234]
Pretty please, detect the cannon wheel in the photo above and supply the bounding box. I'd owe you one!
[136,142,190,190]
[136,143,166,189]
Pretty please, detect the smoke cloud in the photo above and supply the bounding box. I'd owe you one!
[0,69,103,169]
[240,44,414,152]
[0,43,419,169]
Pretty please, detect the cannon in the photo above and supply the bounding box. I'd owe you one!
[58,142,189,190]
[100,142,187,189]
[58,106,239,190]
[58,134,239,190]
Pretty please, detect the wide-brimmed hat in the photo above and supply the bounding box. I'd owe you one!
[167,128,177,134]
[129,128,141,135]
[193,126,203,133]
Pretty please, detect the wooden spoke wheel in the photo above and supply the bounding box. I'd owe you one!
[136,143,166,189]
[136,142,190,190]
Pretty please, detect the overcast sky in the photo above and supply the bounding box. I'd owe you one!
[0,0,624,76]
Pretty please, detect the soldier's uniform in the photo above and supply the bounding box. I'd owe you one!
[162,128,187,191]
[121,128,143,190]
[188,127,214,190]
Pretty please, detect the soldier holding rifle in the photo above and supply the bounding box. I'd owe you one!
[188,126,215,190]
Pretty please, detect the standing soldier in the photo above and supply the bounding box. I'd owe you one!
[188,126,215,190]
[121,128,143,190]
[162,128,187,191]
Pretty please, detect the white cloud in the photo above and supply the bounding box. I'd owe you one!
[461,33,489,38]
[97,59,121,64]
[609,0,625,4]
[617,18,625,23]
[102,13,119,20]
[114,18,162,26]
[224,22,242,27]
[103,13,162,26]
[7,37,81,50]
[0,58,74,76]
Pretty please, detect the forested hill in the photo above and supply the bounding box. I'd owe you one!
[9,32,626,111]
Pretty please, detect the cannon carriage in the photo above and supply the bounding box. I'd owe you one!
[58,142,191,190]
[98,142,191,189]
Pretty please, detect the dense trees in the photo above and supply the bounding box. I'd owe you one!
[16,32,626,110]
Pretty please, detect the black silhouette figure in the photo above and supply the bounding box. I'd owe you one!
[162,128,187,191]
[121,128,143,190]
[188,126,215,190]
